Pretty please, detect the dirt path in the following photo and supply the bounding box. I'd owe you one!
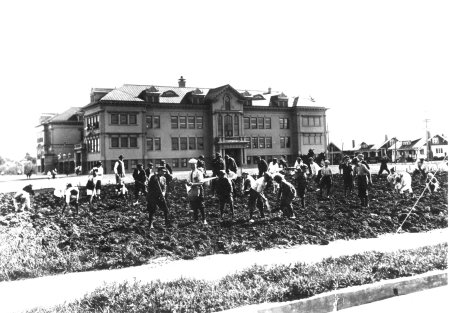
[0,228,447,313]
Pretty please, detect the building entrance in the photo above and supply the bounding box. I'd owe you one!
[225,148,241,166]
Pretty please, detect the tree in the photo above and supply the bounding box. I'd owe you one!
[24,153,37,164]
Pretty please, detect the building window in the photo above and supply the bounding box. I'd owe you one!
[154,138,161,150]
[129,137,138,148]
[265,117,271,129]
[280,118,289,129]
[259,137,265,149]
[302,116,321,127]
[171,137,179,150]
[247,156,252,164]
[266,137,272,148]
[129,114,137,125]
[146,115,153,128]
[179,116,187,129]
[189,137,196,150]
[432,137,439,144]
[225,115,233,137]
[172,158,179,168]
[245,137,251,148]
[171,116,179,129]
[253,156,261,163]
[119,114,128,125]
[224,95,231,110]
[197,137,204,150]
[252,137,258,149]
[146,138,153,151]
[180,137,188,150]
[196,116,203,129]
[234,115,239,136]
[280,136,291,148]
[111,137,119,148]
[153,116,160,128]
[218,115,223,137]
[436,148,443,153]
[251,117,257,129]
[121,137,128,148]
[303,133,322,145]
[181,158,188,167]
[188,116,195,129]
[258,117,264,129]
[244,117,250,129]
[131,159,138,169]
[111,114,119,125]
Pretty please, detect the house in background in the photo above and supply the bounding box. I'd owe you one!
[36,107,83,173]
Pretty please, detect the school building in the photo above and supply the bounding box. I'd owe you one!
[39,77,328,174]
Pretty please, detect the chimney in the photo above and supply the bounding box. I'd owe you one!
[385,134,388,141]
[178,76,186,88]
[352,140,355,148]
[268,87,271,94]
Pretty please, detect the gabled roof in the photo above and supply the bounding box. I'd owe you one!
[395,138,423,150]
[427,134,448,144]
[327,142,342,152]
[45,107,82,123]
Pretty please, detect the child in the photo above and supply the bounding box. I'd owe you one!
[341,156,353,198]
[272,174,296,219]
[319,160,333,198]
[295,164,308,209]
[86,168,98,205]
[116,182,129,198]
[62,183,80,215]
[215,170,234,219]
[13,184,34,212]
[394,172,413,198]
[425,172,439,193]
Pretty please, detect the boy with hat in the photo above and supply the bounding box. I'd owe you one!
[272,174,296,218]
[133,163,147,205]
[147,166,170,228]
[114,155,126,184]
[13,184,34,212]
[215,169,234,219]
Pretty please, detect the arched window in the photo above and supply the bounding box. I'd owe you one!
[225,115,233,137]
[224,95,231,110]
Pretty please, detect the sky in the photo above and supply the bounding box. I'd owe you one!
[0,0,448,160]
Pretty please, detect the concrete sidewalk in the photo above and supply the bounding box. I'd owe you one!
[0,228,447,313]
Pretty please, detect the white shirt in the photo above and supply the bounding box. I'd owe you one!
[114,160,125,176]
[188,168,204,183]
[254,177,267,193]
[394,172,412,194]
[294,160,303,169]
[268,162,280,174]
[96,166,104,179]
[65,186,79,204]
[310,162,320,176]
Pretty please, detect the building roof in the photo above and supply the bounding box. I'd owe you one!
[94,83,322,108]
[46,107,82,123]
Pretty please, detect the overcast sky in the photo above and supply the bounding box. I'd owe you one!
[0,0,448,160]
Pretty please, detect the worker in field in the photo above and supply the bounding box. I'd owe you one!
[61,183,79,215]
[308,157,321,190]
[425,172,440,193]
[197,155,206,176]
[272,174,296,219]
[114,155,126,184]
[256,156,268,178]
[94,161,103,200]
[319,160,333,198]
[13,184,34,212]
[357,154,370,169]
[147,166,170,228]
[211,152,225,193]
[353,157,372,208]
[393,172,413,198]
[86,167,98,206]
[145,163,154,179]
[341,156,354,198]
[187,159,207,225]
[378,155,390,176]
[242,172,272,223]
[132,163,147,205]
[295,164,308,209]
[215,170,234,220]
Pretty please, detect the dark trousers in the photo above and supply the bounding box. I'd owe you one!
[279,197,294,217]
[248,189,265,219]
[190,197,206,221]
[357,176,369,207]
[218,195,234,217]
[378,164,389,175]
[147,197,169,225]
[134,182,146,200]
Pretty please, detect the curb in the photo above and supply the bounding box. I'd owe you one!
[223,270,448,313]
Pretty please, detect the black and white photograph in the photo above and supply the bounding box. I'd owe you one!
[0,0,448,312]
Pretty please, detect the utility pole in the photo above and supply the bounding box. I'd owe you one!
[424,118,431,161]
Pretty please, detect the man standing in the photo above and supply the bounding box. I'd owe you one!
[114,155,126,184]
[215,170,234,219]
[145,163,154,179]
[341,156,354,198]
[319,160,333,198]
[197,155,206,175]
[353,157,372,208]
[133,163,147,205]
[256,156,268,178]
[272,174,296,219]
[211,152,225,193]
[225,154,238,175]
[160,160,173,203]
[295,165,308,209]
[147,166,170,228]
[187,160,207,224]
[378,155,390,176]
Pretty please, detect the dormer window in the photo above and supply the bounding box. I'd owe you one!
[192,96,203,104]
[161,90,178,97]
[402,141,411,145]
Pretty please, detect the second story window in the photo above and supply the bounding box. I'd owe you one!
[280,118,289,129]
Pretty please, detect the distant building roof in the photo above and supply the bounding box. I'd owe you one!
[46,107,82,123]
